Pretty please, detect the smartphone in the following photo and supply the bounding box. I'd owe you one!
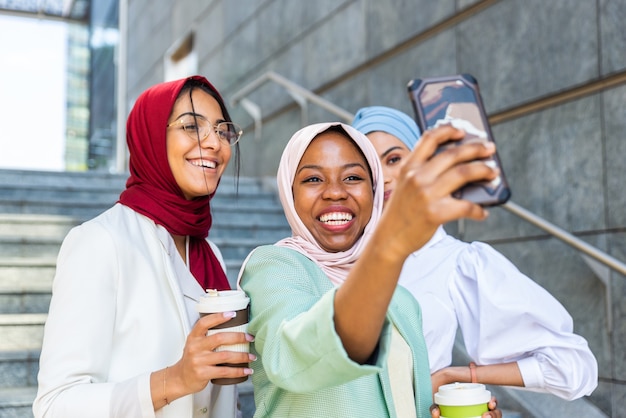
[407,74,511,206]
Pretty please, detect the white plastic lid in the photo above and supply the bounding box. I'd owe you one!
[434,382,491,406]
[196,289,250,313]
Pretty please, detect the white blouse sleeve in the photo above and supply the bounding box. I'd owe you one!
[33,223,155,418]
[449,242,598,400]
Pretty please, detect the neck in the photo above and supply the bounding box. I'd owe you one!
[172,234,187,263]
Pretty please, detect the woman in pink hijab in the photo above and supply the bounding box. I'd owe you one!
[34,76,253,418]
[239,122,502,417]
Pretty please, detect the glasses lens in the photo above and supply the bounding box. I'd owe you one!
[216,122,242,145]
[180,117,210,140]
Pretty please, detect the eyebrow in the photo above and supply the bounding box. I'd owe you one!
[172,112,226,124]
[296,162,368,175]
[381,146,406,158]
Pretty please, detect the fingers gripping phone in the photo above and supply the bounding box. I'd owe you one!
[407,74,511,206]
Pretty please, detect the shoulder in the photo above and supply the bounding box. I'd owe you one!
[240,245,328,292]
[63,204,158,256]
[246,245,318,271]
[77,204,147,235]
[459,240,520,273]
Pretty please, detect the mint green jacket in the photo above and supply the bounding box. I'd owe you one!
[239,245,432,418]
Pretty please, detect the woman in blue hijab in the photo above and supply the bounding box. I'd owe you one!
[353,106,598,401]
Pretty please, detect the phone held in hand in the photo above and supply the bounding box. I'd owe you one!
[407,74,511,207]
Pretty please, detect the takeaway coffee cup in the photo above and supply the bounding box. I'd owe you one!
[196,289,250,385]
[434,382,491,418]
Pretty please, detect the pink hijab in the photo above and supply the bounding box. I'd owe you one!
[275,122,384,286]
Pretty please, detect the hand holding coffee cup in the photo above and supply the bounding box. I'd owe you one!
[434,382,491,418]
[196,289,251,385]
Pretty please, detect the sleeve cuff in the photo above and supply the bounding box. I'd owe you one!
[517,356,544,389]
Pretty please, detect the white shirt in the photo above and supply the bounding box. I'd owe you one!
[398,226,598,400]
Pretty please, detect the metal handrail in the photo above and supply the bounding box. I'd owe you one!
[230,71,626,278]
[503,201,626,276]
[231,71,354,123]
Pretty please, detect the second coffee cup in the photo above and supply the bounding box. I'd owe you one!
[196,289,250,385]
[434,382,491,418]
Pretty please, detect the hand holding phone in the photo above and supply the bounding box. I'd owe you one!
[407,74,511,206]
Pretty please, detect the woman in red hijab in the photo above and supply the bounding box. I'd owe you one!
[34,76,254,418]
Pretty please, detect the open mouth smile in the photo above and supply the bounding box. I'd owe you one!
[190,159,216,169]
[318,212,354,226]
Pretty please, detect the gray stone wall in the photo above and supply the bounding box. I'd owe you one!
[125,0,626,415]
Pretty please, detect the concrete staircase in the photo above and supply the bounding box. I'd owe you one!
[0,168,290,417]
[0,169,606,418]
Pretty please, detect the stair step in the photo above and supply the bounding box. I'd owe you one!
[0,350,39,389]
[0,170,270,195]
[0,237,63,258]
[0,291,51,315]
[0,314,46,351]
[0,257,56,286]
[0,258,246,311]
[0,202,288,225]
[0,235,282,260]
[213,238,278,261]
[0,222,288,243]
[0,263,53,313]
[0,214,81,238]
[0,189,282,209]
[0,168,126,188]
[0,386,37,417]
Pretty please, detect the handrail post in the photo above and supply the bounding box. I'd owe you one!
[239,98,262,142]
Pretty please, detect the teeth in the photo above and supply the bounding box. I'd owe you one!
[191,160,216,169]
[319,212,353,225]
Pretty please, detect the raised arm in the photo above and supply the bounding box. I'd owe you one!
[334,125,499,363]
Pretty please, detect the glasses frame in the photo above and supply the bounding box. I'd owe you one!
[167,116,243,146]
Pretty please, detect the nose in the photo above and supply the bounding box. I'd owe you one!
[381,165,393,185]
[322,179,348,200]
[199,128,222,149]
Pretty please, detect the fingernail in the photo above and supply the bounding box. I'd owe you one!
[223,311,236,318]
[245,333,255,342]
[484,142,495,151]
[248,353,257,361]
[244,368,254,375]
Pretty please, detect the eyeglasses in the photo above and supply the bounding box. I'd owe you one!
[167,116,243,146]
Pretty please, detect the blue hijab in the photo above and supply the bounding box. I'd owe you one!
[351,106,421,150]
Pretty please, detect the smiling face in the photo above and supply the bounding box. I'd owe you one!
[167,88,232,200]
[292,130,374,253]
[366,131,411,207]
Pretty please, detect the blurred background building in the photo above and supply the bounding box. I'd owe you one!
[0,1,625,416]
[0,0,116,172]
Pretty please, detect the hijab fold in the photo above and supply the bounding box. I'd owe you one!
[119,75,230,291]
[352,106,421,150]
[275,122,384,286]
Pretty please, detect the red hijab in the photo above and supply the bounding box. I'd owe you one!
[119,75,230,291]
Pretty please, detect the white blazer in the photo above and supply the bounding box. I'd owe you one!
[33,204,239,418]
